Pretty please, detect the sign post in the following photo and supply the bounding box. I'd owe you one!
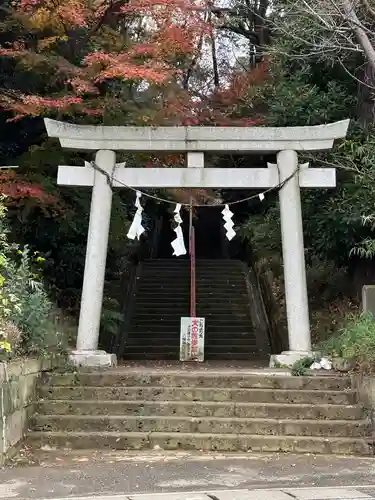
[180,317,205,362]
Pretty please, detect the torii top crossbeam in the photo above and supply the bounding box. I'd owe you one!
[44,118,350,153]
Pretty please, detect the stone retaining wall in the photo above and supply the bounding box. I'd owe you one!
[0,357,55,463]
[351,374,375,411]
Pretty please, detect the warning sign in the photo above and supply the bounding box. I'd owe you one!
[179,317,205,362]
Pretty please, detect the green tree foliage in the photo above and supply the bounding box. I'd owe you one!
[0,198,64,356]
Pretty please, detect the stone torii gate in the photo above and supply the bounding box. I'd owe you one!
[44,118,350,367]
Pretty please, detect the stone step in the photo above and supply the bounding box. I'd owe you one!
[129,314,251,320]
[131,316,249,321]
[125,332,255,339]
[143,259,240,263]
[126,324,255,332]
[134,294,243,299]
[39,386,356,404]
[135,291,244,296]
[124,339,257,347]
[43,373,351,390]
[131,312,251,317]
[134,292,189,297]
[131,312,249,318]
[141,280,245,287]
[130,312,252,319]
[134,299,247,305]
[121,348,259,357]
[139,282,244,287]
[125,346,257,359]
[27,431,371,455]
[140,278,239,282]
[131,304,251,312]
[138,293,247,297]
[123,348,259,355]
[126,327,254,334]
[138,281,246,286]
[142,268,244,273]
[143,268,244,271]
[133,298,189,303]
[38,400,364,420]
[143,259,243,266]
[127,327,252,334]
[130,313,251,321]
[140,275,246,281]
[126,334,256,342]
[131,336,256,341]
[121,352,182,360]
[126,339,255,346]
[130,323,253,328]
[145,269,244,273]
[142,295,238,302]
[121,352,261,360]
[33,414,370,437]
[138,282,247,288]
[134,300,250,306]
[140,278,245,283]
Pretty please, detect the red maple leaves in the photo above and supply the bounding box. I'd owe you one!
[0,0,269,128]
[0,0,209,119]
[0,171,60,211]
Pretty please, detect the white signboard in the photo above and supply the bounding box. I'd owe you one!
[180,317,205,362]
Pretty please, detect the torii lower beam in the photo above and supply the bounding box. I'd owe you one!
[57,165,335,189]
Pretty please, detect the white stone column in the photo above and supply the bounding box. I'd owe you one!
[70,150,117,367]
[270,150,311,366]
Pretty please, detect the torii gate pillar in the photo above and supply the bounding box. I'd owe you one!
[71,150,117,367]
[44,119,350,368]
[273,150,311,363]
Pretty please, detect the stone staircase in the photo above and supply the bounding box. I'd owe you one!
[122,259,264,360]
[29,370,372,455]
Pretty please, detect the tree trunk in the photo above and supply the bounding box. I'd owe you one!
[357,62,375,128]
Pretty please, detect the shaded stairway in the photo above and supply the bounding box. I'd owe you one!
[119,259,268,360]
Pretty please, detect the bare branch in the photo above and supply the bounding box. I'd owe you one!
[361,0,375,19]
[342,0,375,72]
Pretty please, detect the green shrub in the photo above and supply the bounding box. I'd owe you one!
[0,199,60,356]
[291,356,316,376]
[318,312,375,371]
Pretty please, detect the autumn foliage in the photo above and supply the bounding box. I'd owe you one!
[0,0,269,126]
[0,0,211,119]
[0,0,268,208]
[0,170,62,214]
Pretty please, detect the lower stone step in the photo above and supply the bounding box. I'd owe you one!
[27,431,371,455]
[33,414,370,437]
[37,400,365,420]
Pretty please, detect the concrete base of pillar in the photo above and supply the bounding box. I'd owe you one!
[270,350,314,368]
[69,350,117,368]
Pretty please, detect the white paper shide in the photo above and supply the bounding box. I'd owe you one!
[222,204,236,241]
[127,191,145,240]
[171,203,187,256]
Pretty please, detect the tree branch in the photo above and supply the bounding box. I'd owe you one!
[362,0,375,19]
[342,0,375,73]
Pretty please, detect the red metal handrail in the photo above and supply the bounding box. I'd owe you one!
[189,218,196,318]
